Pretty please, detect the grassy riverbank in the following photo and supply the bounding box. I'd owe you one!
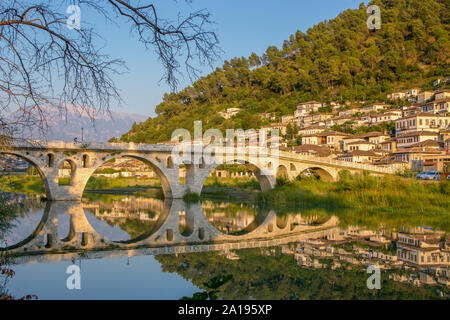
[0,175,161,195]
[0,174,260,200]
[203,176,260,190]
[0,175,45,195]
[259,172,450,231]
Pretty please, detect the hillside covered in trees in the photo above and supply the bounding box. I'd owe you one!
[121,0,449,143]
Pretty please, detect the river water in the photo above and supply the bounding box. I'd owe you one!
[0,193,448,300]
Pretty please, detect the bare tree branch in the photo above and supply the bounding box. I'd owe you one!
[0,1,220,143]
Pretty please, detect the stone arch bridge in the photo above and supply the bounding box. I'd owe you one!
[1,140,396,201]
[3,199,341,264]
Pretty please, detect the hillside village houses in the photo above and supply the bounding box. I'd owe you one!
[417,91,435,104]
[387,88,421,101]
[213,83,449,173]
[294,101,322,117]
[253,84,450,173]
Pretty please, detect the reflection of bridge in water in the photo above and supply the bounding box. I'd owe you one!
[3,200,340,265]
[84,197,165,223]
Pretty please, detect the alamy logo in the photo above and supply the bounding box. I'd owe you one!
[366,5,381,30]
[366,264,381,290]
[66,265,81,290]
[66,5,81,30]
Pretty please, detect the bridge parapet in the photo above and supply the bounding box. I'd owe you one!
[1,140,399,200]
[277,151,397,174]
[7,140,174,152]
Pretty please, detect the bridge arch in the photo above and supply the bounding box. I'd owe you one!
[289,163,297,172]
[276,165,289,180]
[297,166,336,182]
[166,156,174,169]
[58,158,76,186]
[0,151,52,199]
[83,154,173,199]
[197,157,276,194]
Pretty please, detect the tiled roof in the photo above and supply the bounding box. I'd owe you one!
[407,139,441,148]
[288,144,333,157]
[356,131,388,138]
[396,131,439,138]
[394,148,443,154]
[299,125,327,130]
[298,101,322,105]
[346,140,376,145]
[338,150,379,157]
[302,131,350,138]
[399,112,450,119]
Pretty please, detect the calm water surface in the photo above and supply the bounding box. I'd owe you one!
[0,193,448,300]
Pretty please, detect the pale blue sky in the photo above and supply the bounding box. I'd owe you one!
[84,0,367,117]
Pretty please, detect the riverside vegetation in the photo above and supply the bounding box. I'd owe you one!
[1,170,449,232]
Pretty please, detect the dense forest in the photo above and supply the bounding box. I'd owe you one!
[121,0,449,143]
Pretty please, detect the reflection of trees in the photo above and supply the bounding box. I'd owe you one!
[0,196,45,244]
[156,249,444,300]
[0,194,20,239]
[1,194,39,299]
[181,275,233,300]
[1,194,16,298]
[8,197,44,217]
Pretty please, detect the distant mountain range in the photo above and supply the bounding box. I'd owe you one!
[11,105,147,142]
